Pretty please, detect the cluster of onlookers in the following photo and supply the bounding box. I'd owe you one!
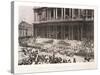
[18,48,76,65]
[18,38,94,65]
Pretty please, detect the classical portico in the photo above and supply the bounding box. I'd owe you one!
[33,7,94,40]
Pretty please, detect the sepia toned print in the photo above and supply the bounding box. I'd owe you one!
[18,7,94,65]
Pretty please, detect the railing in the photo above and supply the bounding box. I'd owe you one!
[34,17,94,24]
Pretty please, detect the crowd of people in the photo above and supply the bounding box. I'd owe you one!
[18,38,94,65]
[19,50,76,65]
[18,46,92,65]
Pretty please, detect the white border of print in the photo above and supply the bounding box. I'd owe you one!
[13,1,97,74]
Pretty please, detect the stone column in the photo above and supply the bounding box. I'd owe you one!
[92,10,94,19]
[78,9,81,18]
[63,8,65,19]
[71,25,73,40]
[72,9,74,19]
[68,25,70,40]
[34,12,36,21]
[69,8,72,18]
[61,8,64,19]
[56,8,58,19]
[85,10,88,19]
[34,12,37,22]
[81,24,83,40]
[47,9,50,20]
[49,9,51,20]
[53,8,56,19]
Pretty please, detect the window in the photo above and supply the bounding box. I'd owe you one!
[74,9,78,17]
[51,8,54,18]
[87,10,92,15]
[87,9,93,18]
[57,8,61,18]
[65,8,69,16]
